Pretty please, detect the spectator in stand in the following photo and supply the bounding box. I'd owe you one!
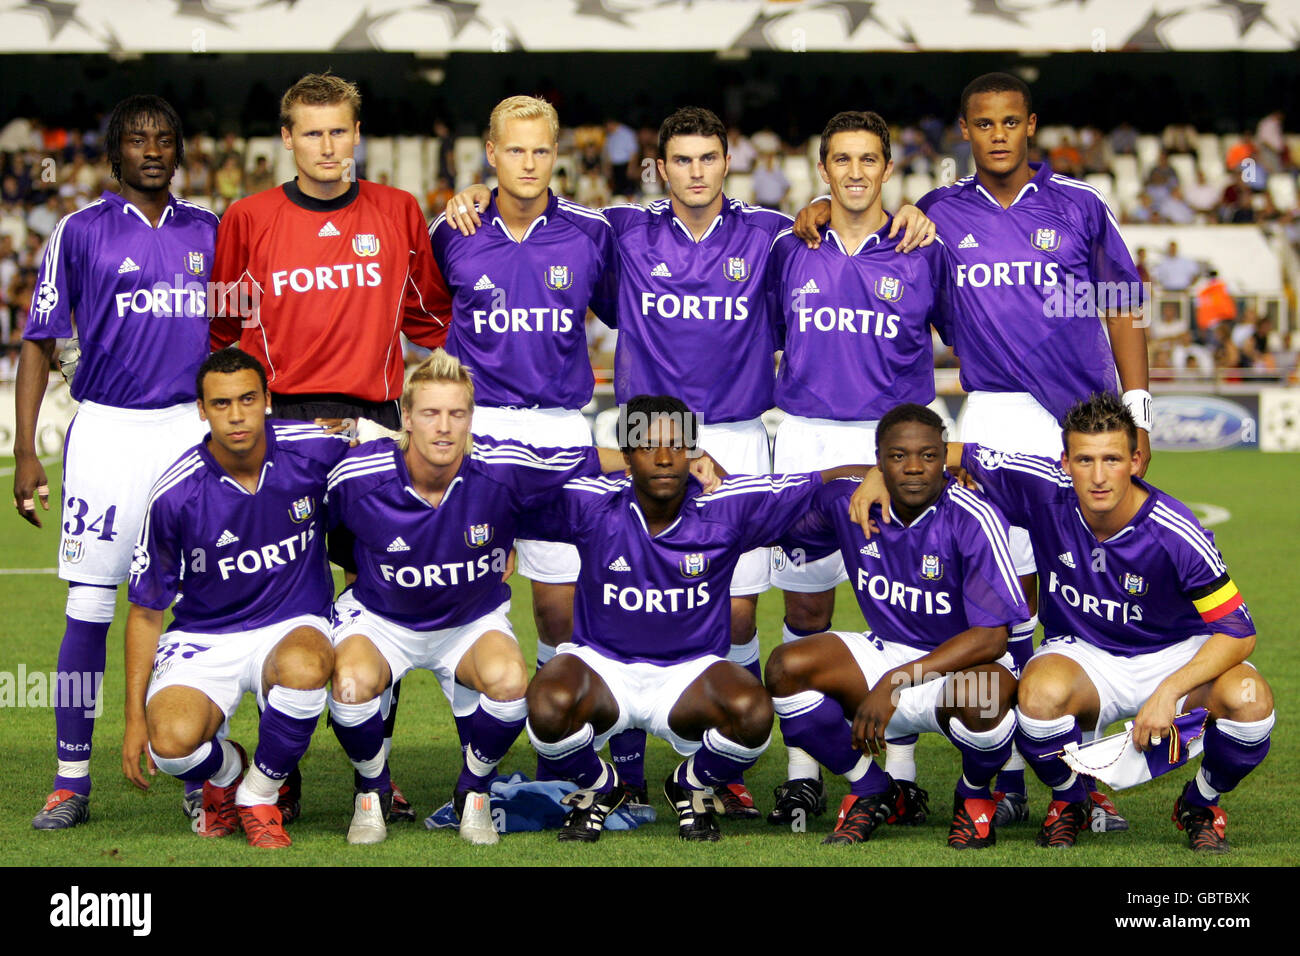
[727,126,757,174]
[245,155,275,194]
[1183,167,1223,217]
[1161,123,1198,155]
[1079,126,1108,174]
[25,193,60,239]
[1134,247,1151,285]
[1159,186,1197,225]
[213,153,244,211]
[604,117,639,199]
[1254,111,1288,171]
[426,172,454,219]
[1154,240,1201,292]
[1225,135,1262,188]
[752,148,790,211]
[1144,152,1180,205]
[1048,133,1082,178]
[1109,121,1138,156]
[1125,193,1159,224]
[1195,270,1237,343]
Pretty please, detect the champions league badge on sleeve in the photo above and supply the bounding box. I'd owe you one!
[724,257,749,282]
[920,554,944,581]
[679,552,709,577]
[289,496,315,523]
[873,276,904,302]
[465,523,494,547]
[352,234,380,257]
[546,265,573,290]
[1031,227,1061,252]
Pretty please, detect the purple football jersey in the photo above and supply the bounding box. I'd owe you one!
[523,472,821,664]
[327,436,601,631]
[961,444,1255,655]
[767,217,950,420]
[128,423,350,632]
[782,477,1027,650]
[429,191,617,410]
[24,191,217,409]
[917,164,1142,420]
[604,198,790,422]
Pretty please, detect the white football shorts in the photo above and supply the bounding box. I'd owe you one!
[556,642,724,756]
[771,413,878,592]
[697,416,772,596]
[958,391,1064,577]
[331,590,516,717]
[146,613,331,734]
[59,400,207,585]
[471,404,591,584]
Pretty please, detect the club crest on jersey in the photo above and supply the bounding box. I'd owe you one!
[546,265,573,290]
[185,251,206,276]
[465,523,494,547]
[1122,573,1148,596]
[62,537,84,564]
[1031,227,1060,252]
[724,257,749,282]
[352,234,380,257]
[920,554,943,581]
[680,552,709,577]
[289,496,315,523]
[873,276,904,301]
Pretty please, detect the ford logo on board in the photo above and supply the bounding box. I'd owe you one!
[1150,396,1255,451]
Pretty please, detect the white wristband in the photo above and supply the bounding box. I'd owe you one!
[1122,389,1153,432]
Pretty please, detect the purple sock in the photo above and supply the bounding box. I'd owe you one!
[608,729,647,789]
[1196,715,1274,799]
[948,712,1015,790]
[173,741,227,783]
[1016,711,1087,802]
[254,687,325,782]
[995,768,1026,793]
[185,779,203,796]
[674,729,766,789]
[455,695,527,794]
[528,722,609,790]
[331,699,390,792]
[773,691,859,777]
[53,615,111,795]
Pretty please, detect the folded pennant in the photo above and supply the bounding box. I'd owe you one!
[1061,708,1210,790]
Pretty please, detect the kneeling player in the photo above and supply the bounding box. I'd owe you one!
[524,396,864,842]
[123,351,348,848]
[854,393,1275,851]
[325,350,641,846]
[766,404,1027,847]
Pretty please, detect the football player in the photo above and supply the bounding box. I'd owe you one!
[767,403,1026,847]
[15,95,217,829]
[764,111,951,825]
[851,393,1273,852]
[122,350,348,848]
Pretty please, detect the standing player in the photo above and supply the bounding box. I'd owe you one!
[442,107,936,814]
[522,396,870,843]
[122,350,346,848]
[766,404,1026,848]
[325,351,672,845]
[765,111,950,824]
[427,96,617,705]
[796,74,1149,826]
[13,95,217,829]
[852,393,1273,851]
[210,72,452,821]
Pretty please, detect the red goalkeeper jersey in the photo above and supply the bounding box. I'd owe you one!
[211,179,451,403]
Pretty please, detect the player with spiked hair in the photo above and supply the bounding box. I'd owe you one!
[15,94,217,830]
[851,393,1274,852]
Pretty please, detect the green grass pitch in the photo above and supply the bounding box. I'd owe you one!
[0,450,1295,867]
